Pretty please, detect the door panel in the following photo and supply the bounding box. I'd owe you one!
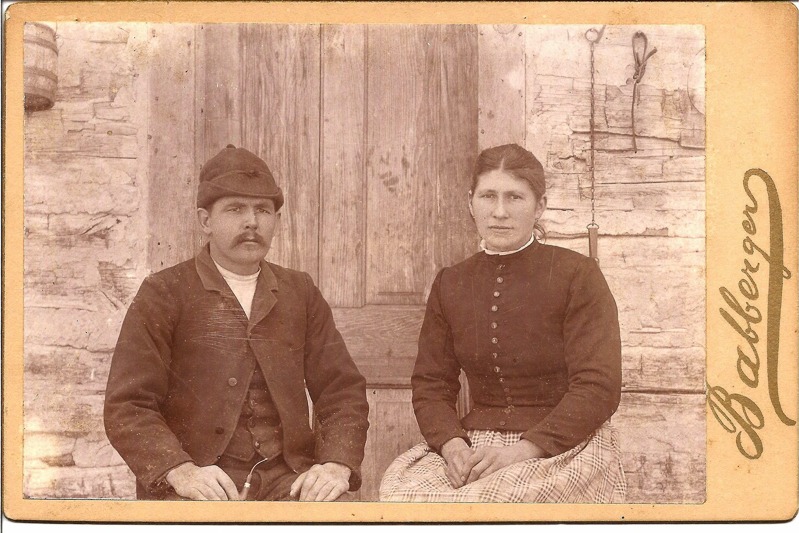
[150,23,479,499]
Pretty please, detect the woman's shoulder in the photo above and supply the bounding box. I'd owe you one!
[439,250,485,277]
[537,241,594,266]
[534,242,602,283]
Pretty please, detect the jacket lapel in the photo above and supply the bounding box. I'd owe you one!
[249,260,278,332]
[195,246,279,331]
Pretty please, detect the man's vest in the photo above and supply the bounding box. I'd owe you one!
[222,365,283,461]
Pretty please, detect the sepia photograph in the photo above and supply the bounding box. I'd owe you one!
[3,0,796,524]
[19,20,705,504]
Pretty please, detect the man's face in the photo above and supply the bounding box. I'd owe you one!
[197,196,280,275]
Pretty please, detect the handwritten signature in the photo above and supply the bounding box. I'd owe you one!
[708,168,794,459]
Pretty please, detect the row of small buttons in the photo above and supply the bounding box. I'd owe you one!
[490,264,514,411]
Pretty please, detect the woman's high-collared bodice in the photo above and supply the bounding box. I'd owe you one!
[411,240,622,456]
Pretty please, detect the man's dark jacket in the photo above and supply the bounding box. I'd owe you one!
[104,247,369,495]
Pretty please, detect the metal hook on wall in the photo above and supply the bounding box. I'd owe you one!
[631,31,658,152]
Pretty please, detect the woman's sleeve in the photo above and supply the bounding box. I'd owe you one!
[411,269,471,453]
[522,257,622,456]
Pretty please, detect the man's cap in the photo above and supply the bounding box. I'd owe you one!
[197,144,284,210]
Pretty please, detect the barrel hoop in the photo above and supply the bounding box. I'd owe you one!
[24,35,59,54]
[25,66,59,83]
[27,22,57,37]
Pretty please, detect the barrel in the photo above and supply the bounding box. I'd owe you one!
[24,22,58,112]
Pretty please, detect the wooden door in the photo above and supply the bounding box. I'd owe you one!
[148,23,478,500]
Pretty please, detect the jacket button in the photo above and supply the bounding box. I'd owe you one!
[499,421,506,427]
[506,396,513,403]
[215,427,225,434]
[491,337,498,344]
[254,441,261,449]
[496,277,504,283]
[491,305,498,312]
[494,366,500,373]
[491,322,498,329]
[493,291,500,297]
[228,378,238,387]
[492,352,498,359]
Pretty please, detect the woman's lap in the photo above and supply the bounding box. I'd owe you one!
[379,422,626,503]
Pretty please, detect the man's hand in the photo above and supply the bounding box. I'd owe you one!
[289,462,351,501]
[464,439,547,484]
[440,437,475,489]
[165,462,240,501]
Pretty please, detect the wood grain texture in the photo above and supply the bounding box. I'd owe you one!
[197,24,242,162]
[436,25,480,271]
[147,24,198,273]
[478,24,526,149]
[615,392,706,503]
[320,25,366,307]
[366,25,439,305]
[240,24,321,278]
[332,306,426,358]
[353,388,423,501]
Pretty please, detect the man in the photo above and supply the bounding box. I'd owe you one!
[104,145,369,501]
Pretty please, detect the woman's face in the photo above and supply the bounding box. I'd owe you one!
[470,169,546,252]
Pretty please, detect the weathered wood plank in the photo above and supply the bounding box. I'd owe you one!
[25,347,112,394]
[354,388,423,501]
[478,24,526,149]
[436,25,480,270]
[197,24,242,160]
[615,392,706,503]
[24,384,105,434]
[24,464,135,499]
[621,347,705,393]
[146,24,197,273]
[240,24,321,278]
[332,305,425,363]
[366,25,439,305]
[546,236,705,269]
[320,24,366,307]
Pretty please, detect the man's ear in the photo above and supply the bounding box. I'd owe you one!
[197,207,212,236]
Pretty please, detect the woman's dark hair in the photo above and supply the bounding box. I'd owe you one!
[470,143,547,239]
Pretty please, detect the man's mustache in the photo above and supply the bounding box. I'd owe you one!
[234,233,265,246]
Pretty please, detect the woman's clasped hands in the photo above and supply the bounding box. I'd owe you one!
[440,437,547,488]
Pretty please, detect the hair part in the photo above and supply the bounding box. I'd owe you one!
[470,143,548,240]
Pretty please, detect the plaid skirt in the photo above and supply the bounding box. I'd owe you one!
[379,421,626,503]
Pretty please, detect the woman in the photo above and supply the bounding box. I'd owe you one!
[379,144,626,503]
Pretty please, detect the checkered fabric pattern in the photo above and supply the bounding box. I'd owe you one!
[379,421,626,503]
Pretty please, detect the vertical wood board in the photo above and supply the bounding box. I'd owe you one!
[147,24,197,273]
[477,25,526,150]
[354,388,423,501]
[436,25,480,270]
[320,25,367,307]
[197,24,243,162]
[365,25,439,305]
[240,24,321,278]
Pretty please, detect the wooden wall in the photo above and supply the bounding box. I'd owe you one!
[23,23,705,503]
[478,24,706,502]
